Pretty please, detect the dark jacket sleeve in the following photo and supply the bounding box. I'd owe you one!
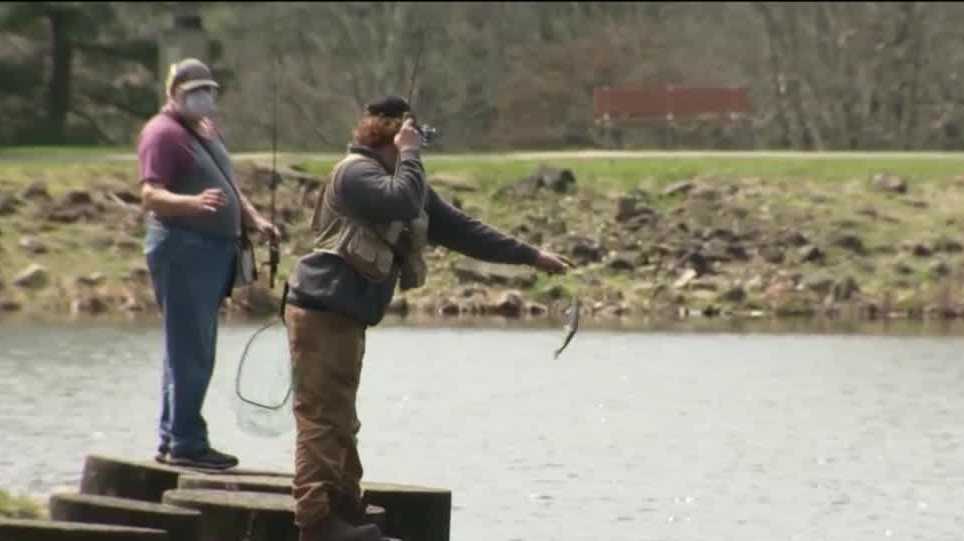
[426,186,540,265]
[336,149,426,223]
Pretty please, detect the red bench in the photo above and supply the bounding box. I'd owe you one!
[592,85,753,148]
[593,85,751,123]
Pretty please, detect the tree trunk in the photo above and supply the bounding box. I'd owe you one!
[46,9,72,144]
[754,3,797,149]
[900,2,925,150]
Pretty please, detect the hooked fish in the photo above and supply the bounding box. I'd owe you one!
[554,297,581,359]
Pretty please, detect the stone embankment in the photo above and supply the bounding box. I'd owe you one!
[3,159,964,323]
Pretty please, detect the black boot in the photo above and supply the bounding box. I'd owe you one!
[299,514,382,541]
[331,493,374,527]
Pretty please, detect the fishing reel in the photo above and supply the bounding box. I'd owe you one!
[416,124,440,146]
[403,112,440,146]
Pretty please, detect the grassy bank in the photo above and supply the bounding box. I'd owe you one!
[0,488,44,519]
[3,149,964,322]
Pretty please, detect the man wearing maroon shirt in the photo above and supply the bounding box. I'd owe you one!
[137,58,278,470]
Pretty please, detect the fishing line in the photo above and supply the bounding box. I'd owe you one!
[231,6,294,427]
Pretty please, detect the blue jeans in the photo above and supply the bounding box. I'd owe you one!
[145,223,237,456]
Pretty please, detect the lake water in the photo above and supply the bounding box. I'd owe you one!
[2,318,964,541]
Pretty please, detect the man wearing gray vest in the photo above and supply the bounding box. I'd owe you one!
[284,96,571,541]
[138,58,279,470]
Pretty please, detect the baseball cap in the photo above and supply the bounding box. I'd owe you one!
[165,58,220,96]
[365,95,411,119]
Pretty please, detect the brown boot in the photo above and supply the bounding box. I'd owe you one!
[299,514,382,541]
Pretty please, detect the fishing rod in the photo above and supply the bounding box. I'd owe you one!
[401,25,579,358]
[230,15,576,404]
[234,6,290,412]
[407,29,425,108]
[268,24,281,290]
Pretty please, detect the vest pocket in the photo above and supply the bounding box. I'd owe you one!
[348,229,378,263]
[343,227,394,282]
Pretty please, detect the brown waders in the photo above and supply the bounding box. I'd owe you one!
[285,304,367,530]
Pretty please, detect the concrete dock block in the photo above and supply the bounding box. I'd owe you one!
[361,482,451,541]
[79,454,293,503]
[177,474,292,495]
[162,489,297,541]
[80,455,182,503]
[49,492,201,541]
[0,518,168,541]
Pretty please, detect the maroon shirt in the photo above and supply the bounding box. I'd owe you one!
[137,108,242,239]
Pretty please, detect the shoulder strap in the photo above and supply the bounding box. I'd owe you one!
[310,153,369,230]
[167,112,249,242]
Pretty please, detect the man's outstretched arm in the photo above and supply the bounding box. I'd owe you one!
[426,187,571,273]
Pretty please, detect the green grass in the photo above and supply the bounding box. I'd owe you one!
[0,162,139,196]
[0,489,43,519]
[0,145,130,161]
[299,155,964,194]
[5,147,964,189]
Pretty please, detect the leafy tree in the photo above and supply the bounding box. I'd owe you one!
[0,1,158,144]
